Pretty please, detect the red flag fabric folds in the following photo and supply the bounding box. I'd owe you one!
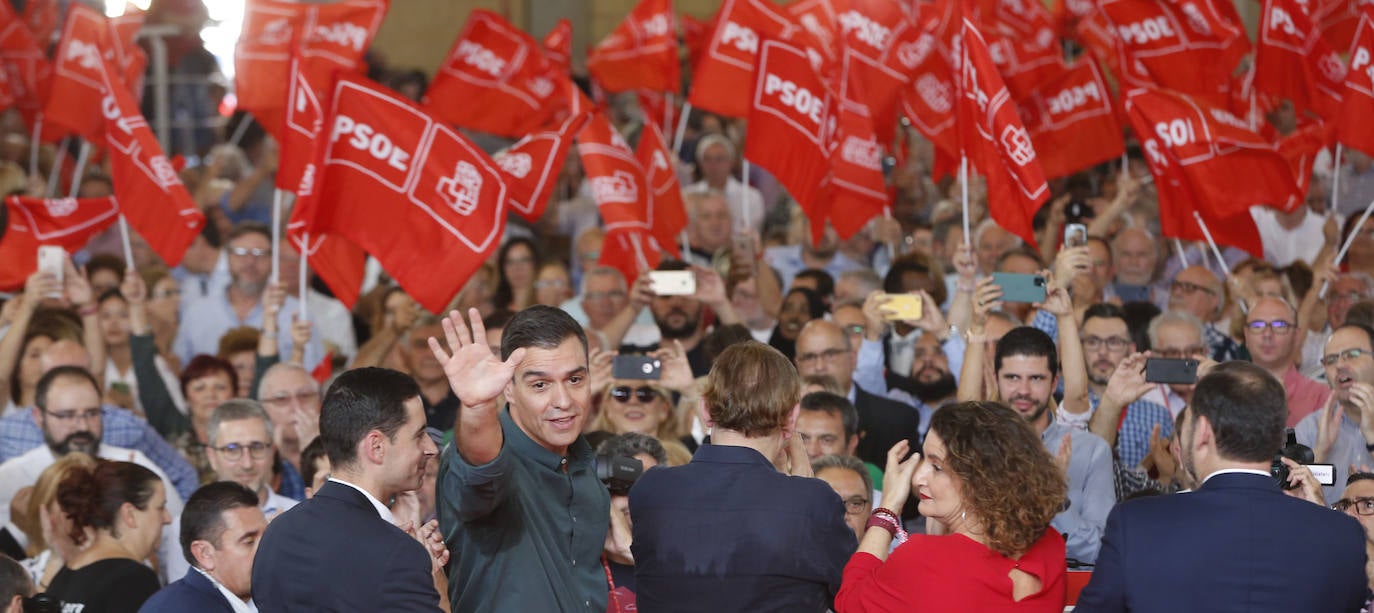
[587,0,680,93]
[1255,0,1346,120]
[688,0,800,118]
[0,6,50,127]
[958,19,1049,248]
[1017,60,1125,180]
[424,10,567,138]
[635,120,687,256]
[234,0,387,140]
[1340,7,1374,157]
[0,196,119,290]
[578,111,652,233]
[1093,0,1250,106]
[542,19,573,73]
[44,5,110,143]
[294,74,509,314]
[496,108,590,222]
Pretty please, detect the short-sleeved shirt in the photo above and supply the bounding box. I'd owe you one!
[47,558,161,613]
[438,409,610,613]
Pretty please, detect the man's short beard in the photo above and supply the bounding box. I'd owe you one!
[233,278,267,297]
[655,308,701,340]
[46,431,99,457]
[911,372,957,404]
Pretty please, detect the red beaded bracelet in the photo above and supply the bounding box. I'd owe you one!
[865,509,908,545]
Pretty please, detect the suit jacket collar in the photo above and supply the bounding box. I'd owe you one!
[181,567,238,612]
[1198,471,1282,494]
[314,479,375,512]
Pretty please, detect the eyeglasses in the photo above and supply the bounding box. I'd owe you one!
[1321,348,1371,367]
[534,279,568,290]
[1245,320,1294,335]
[1170,280,1216,296]
[228,246,271,259]
[1333,292,1367,303]
[213,441,272,460]
[151,288,181,299]
[42,408,102,424]
[262,390,320,407]
[842,496,870,514]
[1155,346,1206,359]
[842,324,865,336]
[1083,336,1131,352]
[610,386,661,404]
[796,348,849,366]
[1333,497,1374,516]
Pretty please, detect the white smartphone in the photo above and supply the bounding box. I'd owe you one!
[37,245,64,281]
[648,270,696,296]
[1063,223,1088,249]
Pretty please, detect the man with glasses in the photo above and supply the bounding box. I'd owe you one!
[1333,472,1374,592]
[794,320,919,469]
[1296,323,1374,503]
[165,399,296,583]
[1073,304,1174,469]
[811,454,874,544]
[0,366,183,579]
[1147,311,1209,417]
[174,221,323,370]
[1301,274,1374,378]
[257,364,322,486]
[1168,265,1242,362]
[1244,297,1331,426]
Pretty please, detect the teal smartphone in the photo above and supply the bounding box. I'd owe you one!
[991,272,1047,304]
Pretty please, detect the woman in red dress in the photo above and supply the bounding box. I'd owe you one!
[835,401,1068,612]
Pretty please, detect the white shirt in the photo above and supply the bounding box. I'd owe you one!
[307,288,358,362]
[328,477,396,524]
[686,177,766,234]
[104,356,188,417]
[1251,207,1327,267]
[164,485,297,584]
[195,567,258,613]
[0,444,184,582]
[1199,468,1271,486]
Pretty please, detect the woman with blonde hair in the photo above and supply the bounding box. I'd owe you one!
[16,453,98,591]
[836,401,1068,611]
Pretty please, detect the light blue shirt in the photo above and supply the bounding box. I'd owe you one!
[1042,420,1115,564]
[763,245,866,292]
[174,292,323,370]
[1295,408,1372,505]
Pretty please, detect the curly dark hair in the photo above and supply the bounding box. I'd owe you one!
[929,401,1066,558]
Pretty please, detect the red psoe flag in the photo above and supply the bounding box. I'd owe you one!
[577,111,652,233]
[588,0,680,93]
[0,196,119,290]
[897,2,959,159]
[688,0,800,118]
[598,227,662,286]
[543,18,573,73]
[1255,0,1346,120]
[495,107,590,222]
[0,6,51,127]
[100,61,205,267]
[1094,0,1250,106]
[635,120,687,257]
[234,0,387,140]
[296,74,509,314]
[424,10,566,138]
[743,38,834,244]
[43,4,110,143]
[1017,60,1125,180]
[958,19,1049,248]
[828,61,889,240]
[22,0,57,45]
[1339,7,1374,157]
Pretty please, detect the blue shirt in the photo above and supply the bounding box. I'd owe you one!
[0,405,198,500]
[1087,392,1175,468]
[630,444,856,612]
[174,291,323,369]
[1042,420,1115,564]
[276,457,304,501]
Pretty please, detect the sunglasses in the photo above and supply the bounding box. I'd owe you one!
[610,386,661,403]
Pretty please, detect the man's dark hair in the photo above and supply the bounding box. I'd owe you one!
[1188,361,1286,463]
[800,391,859,438]
[180,481,261,568]
[1348,472,1374,486]
[319,367,420,470]
[994,327,1059,375]
[1346,301,1374,329]
[996,247,1046,270]
[35,366,100,413]
[596,432,667,466]
[0,553,32,601]
[1081,303,1129,334]
[300,436,328,489]
[200,219,223,249]
[1086,236,1112,265]
[500,305,588,361]
[883,252,948,306]
[701,323,754,366]
[86,254,127,285]
[795,269,835,300]
[1334,323,1374,349]
[226,220,272,245]
[1122,301,1162,351]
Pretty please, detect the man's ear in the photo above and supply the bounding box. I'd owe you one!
[30,406,42,430]
[190,539,217,572]
[6,593,22,613]
[785,403,800,433]
[696,397,713,429]
[362,430,387,466]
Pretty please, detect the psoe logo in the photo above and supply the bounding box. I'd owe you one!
[841,136,881,170]
[591,170,638,204]
[896,34,935,70]
[312,22,369,51]
[65,39,101,71]
[151,156,181,188]
[437,161,483,216]
[257,18,292,47]
[916,74,952,114]
[497,152,533,179]
[455,40,508,78]
[44,198,77,217]
[999,125,1035,166]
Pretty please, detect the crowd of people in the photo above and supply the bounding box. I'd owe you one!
[4,2,1374,613]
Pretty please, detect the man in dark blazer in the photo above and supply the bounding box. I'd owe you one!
[1077,362,1369,612]
[141,481,266,613]
[795,320,919,468]
[251,368,445,612]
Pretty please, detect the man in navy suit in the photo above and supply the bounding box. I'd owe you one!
[141,482,266,612]
[1077,361,1369,612]
[250,367,446,612]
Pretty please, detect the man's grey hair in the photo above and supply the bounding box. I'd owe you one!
[207,399,274,446]
[584,266,627,289]
[973,218,1022,249]
[1340,272,1374,297]
[695,133,736,163]
[837,269,882,299]
[258,363,316,395]
[811,453,873,500]
[1148,310,1206,348]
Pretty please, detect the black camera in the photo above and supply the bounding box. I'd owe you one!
[1065,200,1094,223]
[1271,429,1315,491]
[594,453,644,496]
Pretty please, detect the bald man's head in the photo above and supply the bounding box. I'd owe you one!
[39,340,91,373]
[794,320,857,392]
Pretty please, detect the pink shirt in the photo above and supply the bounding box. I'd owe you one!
[1285,365,1333,427]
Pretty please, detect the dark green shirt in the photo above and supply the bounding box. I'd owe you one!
[438,409,610,612]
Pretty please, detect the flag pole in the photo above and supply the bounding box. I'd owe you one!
[1332,143,1344,216]
[629,231,650,272]
[46,136,68,197]
[1321,198,1374,298]
[1191,212,1230,279]
[117,215,135,270]
[298,232,309,322]
[1173,238,1189,267]
[271,188,285,284]
[67,141,91,198]
[663,92,674,135]
[960,156,971,249]
[883,206,897,263]
[671,102,691,163]
[740,158,752,233]
[29,114,42,179]
[227,113,253,149]
[679,228,690,262]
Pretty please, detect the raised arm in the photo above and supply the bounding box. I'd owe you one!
[1049,248,1092,419]
[596,273,652,350]
[66,258,103,388]
[945,244,977,332]
[124,272,192,439]
[1088,352,1154,448]
[0,272,56,406]
[957,278,1003,402]
[431,309,525,467]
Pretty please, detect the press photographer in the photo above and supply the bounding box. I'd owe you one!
[597,433,663,613]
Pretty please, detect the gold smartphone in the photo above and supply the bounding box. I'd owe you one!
[881,294,923,321]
